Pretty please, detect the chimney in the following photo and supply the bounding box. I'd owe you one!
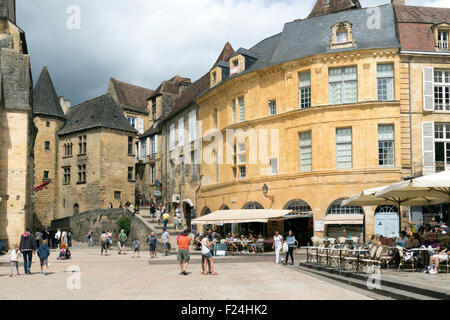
[391,0,405,4]
[0,0,16,24]
[59,96,71,115]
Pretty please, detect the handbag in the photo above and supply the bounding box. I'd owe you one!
[282,242,289,253]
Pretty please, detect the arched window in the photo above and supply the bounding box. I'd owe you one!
[201,207,211,216]
[284,199,312,215]
[375,205,398,214]
[242,202,264,210]
[73,203,79,215]
[326,198,364,215]
[219,205,230,210]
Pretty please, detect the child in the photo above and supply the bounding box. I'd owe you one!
[37,240,50,275]
[8,246,21,277]
[132,238,140,258]
[57,243,67,260]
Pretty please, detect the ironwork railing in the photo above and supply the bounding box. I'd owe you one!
[438,40,449,51]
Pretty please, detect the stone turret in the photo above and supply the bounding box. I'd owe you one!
[0,0,15,24]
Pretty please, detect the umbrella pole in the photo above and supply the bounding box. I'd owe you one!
[397,201,402,235]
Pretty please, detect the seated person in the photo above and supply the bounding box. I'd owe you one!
[423,226,435,245]
[369,234,382,247]
[225,233,237,253]
[426,244,449,274]
[396,231,409,247]
[256,234,265,251]
[248,234,256,254]
[407,233,421,249]
[239,235,248,252]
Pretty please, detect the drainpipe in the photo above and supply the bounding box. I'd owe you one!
[408,55,414,178]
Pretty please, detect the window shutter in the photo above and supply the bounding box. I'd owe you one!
[138,118,144,134]
[423,67,434,111]
[135,142,139,159]
[178,117,184,146]
[146,137,150,156]
[422,122,435,175]
[170,124,175,150]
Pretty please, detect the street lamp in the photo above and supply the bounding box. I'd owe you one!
[262,184,274,209]
[262,184,269,196]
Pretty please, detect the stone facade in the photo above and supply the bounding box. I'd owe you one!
[0,0,34,248]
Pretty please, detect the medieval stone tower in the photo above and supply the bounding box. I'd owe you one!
[32,67,66,228]
[0,0,35,248]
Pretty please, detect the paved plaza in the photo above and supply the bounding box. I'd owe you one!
[0,245,373,300]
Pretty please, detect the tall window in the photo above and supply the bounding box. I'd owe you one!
[171,160,175,185]
[43,171,49,179]
[270,158,278,175]
[378,125,394,167]
[189,110,197,142]
[239,166,246,179]
[438,30,449,50]
[45,141,50,150]
[151,135,157,158]
[269,100,276,116]
[214,109,218,129]
[377,64,394,101]
[329,66,357,105]
[238,97,245,122]
[64,142,73,157]
[127,116,136,129]
[434,70,450,111]
[435,123,450,171]
[235,140,246,179]
[128,137,133,155]
[78,164,86,183]
[181,156,185,183]
[336,128,352,169]
[299,72,311,109]
[299,131,312,172]
[63,167,71,185]
[140,141,146,161]
[150,164,155,185]
[78,136,87,155]
[191,150,198,176]
[232,100,236,124]
[127,167,133,181]
[152,99,157,120]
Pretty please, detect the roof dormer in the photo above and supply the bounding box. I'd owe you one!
[329,21,356,50]
[229,48,258,76]
[433,23,450,52]
[210,62,229,88]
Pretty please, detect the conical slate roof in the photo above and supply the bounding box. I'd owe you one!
[58,94,137,136]
[33,67,65,119]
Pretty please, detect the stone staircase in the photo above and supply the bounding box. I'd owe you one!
[136,208,181,253]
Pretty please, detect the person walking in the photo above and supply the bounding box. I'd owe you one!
[35,230,43,249]
[8,245,21,277]
[37,240,50,275]
[272,230,284,264]
[19,227,36,274]
[177,230,191,275]
[100,231,108,256]
[67,230,72,247]
[43,229,49,243]
[147,232,158,258]
[284,231,298,265]
[107,229,113,250]
[55,228,61,248]
[87,230,94,247]
[132,238,140,258]
[150,204,156,221]
[118,229,127,254]
[201,232,218,276]
[161,228,170,256]
[162,211,169,230]
[156,207,162,225]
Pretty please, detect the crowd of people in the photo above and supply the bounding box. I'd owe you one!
[7,226,71,277]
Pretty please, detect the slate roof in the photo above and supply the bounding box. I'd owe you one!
[307,0,362,19]
[33,67,65,119]
[213,42,235,67]
[110,78,154,114]
[58,94,137,136]
[198,4,399,100]
[394,5,450,52]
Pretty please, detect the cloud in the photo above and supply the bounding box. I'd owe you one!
[16,0,449,105]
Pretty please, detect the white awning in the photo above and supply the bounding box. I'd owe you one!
[324,214,364,225]
[191,209,293,225]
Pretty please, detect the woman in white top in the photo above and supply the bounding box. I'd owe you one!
[201,233,218,275]
[8,246,21,277]
[272,230,284,264]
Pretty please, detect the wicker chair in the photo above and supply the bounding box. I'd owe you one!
[379,246,396,270]
[361,245,383,272]
[397,246,418,272]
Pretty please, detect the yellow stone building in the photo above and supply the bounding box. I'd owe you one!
[0,0,34,248]
[192,0,450,243]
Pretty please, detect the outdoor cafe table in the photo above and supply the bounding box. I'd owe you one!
[303,246,368,271]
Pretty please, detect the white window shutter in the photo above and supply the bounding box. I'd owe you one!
[178,117,184,146]
[189,110,195,142]
[170,124,175,150]
[422,122,435,175]
[423,67,434,111]
[146,137,150,156]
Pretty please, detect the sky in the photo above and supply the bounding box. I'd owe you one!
[16,0,450,106]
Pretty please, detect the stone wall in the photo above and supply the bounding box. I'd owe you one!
[51,209,155,246]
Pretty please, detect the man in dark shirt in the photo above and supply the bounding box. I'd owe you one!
[19,227,36,274]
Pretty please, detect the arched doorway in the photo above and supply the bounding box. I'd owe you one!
[73,204,79,216]
[283,199,313,246]
[374,205,399,238]
[326,198,365,239]
[240,202,264,236]
[182,200,194,232]
[201,207,212,232]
